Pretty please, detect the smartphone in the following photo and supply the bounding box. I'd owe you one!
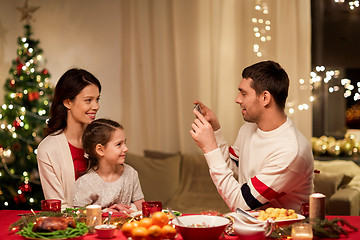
[193,104,202,115]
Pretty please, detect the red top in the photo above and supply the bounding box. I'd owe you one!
[68,143,87,180]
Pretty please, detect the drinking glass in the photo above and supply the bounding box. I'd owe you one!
[41,199,61,212]
[291,223,313,240]
[142,201,162,217]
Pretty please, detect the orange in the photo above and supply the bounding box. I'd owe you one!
[132,226,149,240]
[161,224,177,239]
[152,211,169,227]
[139,217,153,229]
[121,221,135,238]
[148,224,163,240]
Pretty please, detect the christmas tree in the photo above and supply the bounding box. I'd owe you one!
[0,1,53,210]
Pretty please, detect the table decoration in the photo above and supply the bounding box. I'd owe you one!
[85,205,102,227]
[142,201,162,217]
[310,193,326,221]
[270,218,358,239]
[291,223,313,240]
[41,199,61,212]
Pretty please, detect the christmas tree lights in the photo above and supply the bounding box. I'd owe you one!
[0,4,53,209]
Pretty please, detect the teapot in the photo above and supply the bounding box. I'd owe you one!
[228,212,274,240]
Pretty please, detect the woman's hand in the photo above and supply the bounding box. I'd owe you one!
[190,109,218,154]
[193,101,220,131]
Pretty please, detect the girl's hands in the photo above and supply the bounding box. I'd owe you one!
[193,101,220,131]
[106,203,133,213]
[190,108,218,154]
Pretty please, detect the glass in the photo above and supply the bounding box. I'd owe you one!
[291,223,313,240]
[300,202,309,218]
[142,201,162,217]
[41,199,61,212]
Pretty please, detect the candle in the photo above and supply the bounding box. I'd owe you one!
[309,193,325,220]
[86,205,102,227]
[291,223,313,240]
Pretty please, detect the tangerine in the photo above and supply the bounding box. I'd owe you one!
[161,224,177,239]
[132,226,149,240]
[121,221,135,237]
[139,217,153,229]
[148,224,163,240]
[152,211,169,227]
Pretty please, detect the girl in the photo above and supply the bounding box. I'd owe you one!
[37,68,101,210]
[73,118,144,212]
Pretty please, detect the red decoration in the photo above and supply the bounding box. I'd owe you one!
[13,120,21,129]
[16,63,24,76]
[42,69,48,74]
[14,194,26,204]
[28,91,39,101]
[19,183,32,192]
[9,79,16,88]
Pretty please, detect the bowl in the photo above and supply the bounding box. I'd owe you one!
[94,224,116,239]
[172,215,230,240]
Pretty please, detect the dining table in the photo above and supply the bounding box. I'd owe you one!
[1,210,359,239]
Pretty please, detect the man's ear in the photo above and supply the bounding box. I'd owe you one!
[63,99,71,110]
[95,143,105,157]
[262,90,271,107]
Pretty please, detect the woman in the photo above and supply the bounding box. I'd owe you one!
[37,68,101,210]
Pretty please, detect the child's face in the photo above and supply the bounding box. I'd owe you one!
[102,128,128,165]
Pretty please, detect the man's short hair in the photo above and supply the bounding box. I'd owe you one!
[242,60,289,109]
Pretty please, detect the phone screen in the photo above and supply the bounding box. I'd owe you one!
[194,104,202,114]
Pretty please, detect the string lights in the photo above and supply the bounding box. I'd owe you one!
[334,0,359,10]
[252,0,271,57]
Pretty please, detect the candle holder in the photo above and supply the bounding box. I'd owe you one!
[41,199,61,212]
[142,201,162,217]
[291,223,313,240]
[86,205,102,228]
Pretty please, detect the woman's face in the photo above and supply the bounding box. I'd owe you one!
[64,84,100,126]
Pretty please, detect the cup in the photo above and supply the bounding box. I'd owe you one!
[291,223,313,240]
[41,199,61,212]
[86,205,102,227]
[300,202,309,218]
[95,225,116,239]
[142,201,162,217]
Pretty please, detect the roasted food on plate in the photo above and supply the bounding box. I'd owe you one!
[32,216,76,232]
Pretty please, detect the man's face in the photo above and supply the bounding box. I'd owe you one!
[235,78,263,123]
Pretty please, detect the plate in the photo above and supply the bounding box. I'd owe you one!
[249,211,305,226]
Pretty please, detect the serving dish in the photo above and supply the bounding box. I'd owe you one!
[172,215,230,240]
[249,211,305,226]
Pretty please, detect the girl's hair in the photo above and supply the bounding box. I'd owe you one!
[45,68,102,136]
[82,118,124,171]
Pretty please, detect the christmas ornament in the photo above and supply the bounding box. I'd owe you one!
[14,193,26,204]
[327,141,341,156]
[341,140,353,156]
[13,119,21,129]
[19,183,32,192]
[313,139,327,155]
[16,0,40,24]
[28,91,39,101]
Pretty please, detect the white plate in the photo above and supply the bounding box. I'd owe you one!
[249,211,305,224]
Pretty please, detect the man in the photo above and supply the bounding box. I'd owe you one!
[190,60,314,212]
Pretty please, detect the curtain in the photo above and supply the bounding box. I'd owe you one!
[119,0,311,154]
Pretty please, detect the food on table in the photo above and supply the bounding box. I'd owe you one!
[121,211,177,239]
[188,222,212,228]
[152,211,169,227]
[32,216,76,232]
[16,216,88,239]
[257,207,298,221]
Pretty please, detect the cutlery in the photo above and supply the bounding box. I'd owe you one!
[236,208,259,222]
[107,211,113,226]
[167,208,184,226]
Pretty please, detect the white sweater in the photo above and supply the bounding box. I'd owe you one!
[204,118,314,212]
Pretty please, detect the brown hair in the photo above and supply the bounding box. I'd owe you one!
[82,118,124,171]
[46,68,102,136]
[242,60,289,109]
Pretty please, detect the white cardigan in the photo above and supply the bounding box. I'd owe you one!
[37,132,75,210]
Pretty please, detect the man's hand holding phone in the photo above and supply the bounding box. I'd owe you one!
[192,101,220,131]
